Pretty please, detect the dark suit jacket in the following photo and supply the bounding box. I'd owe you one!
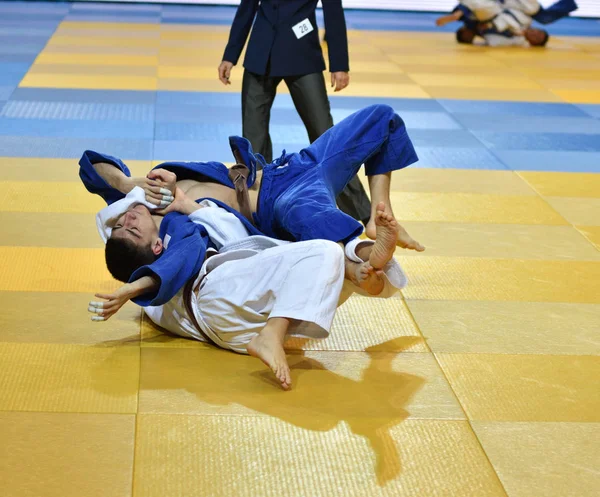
[222,0,349,77]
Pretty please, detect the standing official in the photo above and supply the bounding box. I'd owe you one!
[218,0,371,225]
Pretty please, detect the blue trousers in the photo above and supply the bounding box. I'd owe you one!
[255,104,418,244]
[533,0,577,25]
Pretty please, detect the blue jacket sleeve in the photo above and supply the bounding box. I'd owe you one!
[79,150,131,206]
[322,0,349,73]
[222,0,260,65]
[129,213,209,307]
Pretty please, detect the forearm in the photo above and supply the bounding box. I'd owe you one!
[92,162,136,194]
[125,275,160,298]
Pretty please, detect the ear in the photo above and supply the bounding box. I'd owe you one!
[151,238,164,256]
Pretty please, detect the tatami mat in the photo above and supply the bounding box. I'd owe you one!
[1,2,598,497]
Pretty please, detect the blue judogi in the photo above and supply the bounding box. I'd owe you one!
[249,104,418,244]
[80,105,418,305]
[79,151,264,306]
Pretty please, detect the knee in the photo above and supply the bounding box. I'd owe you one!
[313,240,345,270]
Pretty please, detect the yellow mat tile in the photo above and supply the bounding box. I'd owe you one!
[331,83,430,99]
[366,168,536,195]
[516,67,600,80]
[399,256,600,303]
[0,343,139,412]
[0,291,140,345]
[407,301,600,355]
[344,72,414,85]
[134,416,506,497]
[422,86,563,102]
[0,181,105,213]
[157,65,220,79]
[60,21,159,31]
[518,171,600,198]
[544,197,600,226]
[157,77,241,92]
[396,223,600,260]
[389,192,568,225]
[35,51,159,65]
[408,73,542,90]
[537,78,600,90]
[0,412,135,497]
[138,348,464,420]
[551,89,600,103]
[0,157,151,182]
[0,212,101,247]
[56,26,160,39]
[286,295,427,352]
[436,353,600,422]
[387,53,506,68]
[28,63,158,77]
[577,225,600,248]
[472,422,600,497]
[0,247,117,293]
[346,60,403,73]
[20,73,158,90]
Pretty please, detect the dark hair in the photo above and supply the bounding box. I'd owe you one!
[105,237,159,283]
[456,26,475,44]
[538,30,550,47]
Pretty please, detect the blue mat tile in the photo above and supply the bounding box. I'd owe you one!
[0,73,24,86]
[494,150,600,172]
[63,14,161,23]
[70,3,162,14]
[0,53,37,64]
[2,100,154,121]
[411,147,509,170]
[0,136,153,159]
[0,101,5,114]
[10,88,156,105]
[330,95,447,113]
[438,99,589,118]
[0,1,70,14]
[0,62,33,75]
[576,104,600,119]
[154,139,233,162]
[472,131,600,152]
[407,129,484,148]
[453,113,600,134]
[155,122,241,141]
[156,91,240,108]
[0,27,57,37]
[0,86,14,100]
[0,43,49,55]
[0,117,154,139]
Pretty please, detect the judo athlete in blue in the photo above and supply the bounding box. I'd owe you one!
[83,104,423,306]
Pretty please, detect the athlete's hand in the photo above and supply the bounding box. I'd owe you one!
[218,61,234,85]
[88,286,134,321]
[331,71,349,92]
[155,187,200,216]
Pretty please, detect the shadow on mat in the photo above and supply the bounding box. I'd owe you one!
[94,331,425,486]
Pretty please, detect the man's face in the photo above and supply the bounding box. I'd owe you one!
[111,204,159,247]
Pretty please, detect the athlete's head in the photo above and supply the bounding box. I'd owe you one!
[524,27,549,47]
[456,26,476,44]
[106,204,162,282]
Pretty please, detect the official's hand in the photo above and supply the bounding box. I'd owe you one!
[331,71,349,92]
[218,61,234,85]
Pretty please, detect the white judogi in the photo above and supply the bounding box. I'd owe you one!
[97,188,408,353]
[461,0,539,34]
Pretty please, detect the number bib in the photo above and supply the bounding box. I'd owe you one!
[292,18,314,39]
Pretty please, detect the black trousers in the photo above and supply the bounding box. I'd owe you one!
[241,69,371,224]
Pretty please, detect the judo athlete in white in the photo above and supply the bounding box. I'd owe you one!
[436,0,577,47]
[90,187,406,391]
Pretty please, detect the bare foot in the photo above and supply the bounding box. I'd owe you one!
[366,207,425,253]
[355,261,385,295]
[369,203,401,269]
[247,331,292,390]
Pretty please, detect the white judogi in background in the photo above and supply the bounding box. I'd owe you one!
[97,188,408,353]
